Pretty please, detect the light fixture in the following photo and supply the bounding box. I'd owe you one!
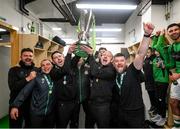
[52,28,62,31]
[0,28,6,32]
[76,4,137,10]
[95,37,120,43]
[96,37,118,40]
[90,28,122,32]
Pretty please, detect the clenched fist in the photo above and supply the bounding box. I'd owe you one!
[143,22,155,36]
[26,71,37,82]
[10,108,19,120]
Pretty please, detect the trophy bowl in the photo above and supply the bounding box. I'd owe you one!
[74,10,94,58]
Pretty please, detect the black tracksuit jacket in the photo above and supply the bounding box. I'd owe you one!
[88,55,116,103]
[11,72,55,116]
[51,54,80,102]
[8,61,38,109]
[73,62,91,103]
[143,55,155,91]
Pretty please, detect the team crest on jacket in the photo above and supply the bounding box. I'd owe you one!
[41,78,45,84]
[84,70,88,75]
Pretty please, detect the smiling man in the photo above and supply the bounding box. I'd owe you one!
[8,48,37,128]
[80,46,116,128]
[112,23,154,128]
[10,59,55,128]
[166,23,180,129]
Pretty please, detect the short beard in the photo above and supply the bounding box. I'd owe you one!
[117,68,124,73]
[171,34,180,41]
[117,66,127,73]
[25,62,32,66]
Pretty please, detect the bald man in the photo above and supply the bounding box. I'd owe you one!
[81,47,116,128]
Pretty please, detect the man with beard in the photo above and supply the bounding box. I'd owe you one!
[168,23,180,129]
[157,23,180,129]
[8,48,37,128]
[112,23,154,128]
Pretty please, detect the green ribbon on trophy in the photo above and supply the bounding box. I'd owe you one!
[75,10,96,58]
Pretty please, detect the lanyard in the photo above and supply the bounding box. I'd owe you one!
[116,72,126,95]
[44,75,53,94]
[63,76,67,85]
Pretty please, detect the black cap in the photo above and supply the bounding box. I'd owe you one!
[52,36,66,46]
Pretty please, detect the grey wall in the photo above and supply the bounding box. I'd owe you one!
[0,46,10,118]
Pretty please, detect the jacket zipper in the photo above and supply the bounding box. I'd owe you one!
[78,67,82,103]
[45,92,50,115]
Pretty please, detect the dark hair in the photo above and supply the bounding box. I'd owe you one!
[51,51,63,59]
[167,23,180,30]
[114,53,125,58]
[21,48,33,55]
[98,47,107,51]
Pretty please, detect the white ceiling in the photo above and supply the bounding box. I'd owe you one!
[25,0,134,43]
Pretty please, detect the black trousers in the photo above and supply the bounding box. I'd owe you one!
[30,112,55,128]
[147,90,156,108]
[155,82,168,118]
[110,102,119,128]
[69,100,92,128]
[56,101,78,128]
[117,107,145,128]
[88,102,110,128]
[9,107,30,128]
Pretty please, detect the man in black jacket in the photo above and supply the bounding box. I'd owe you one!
[50,44,81,128]
[10,59,55,128]
[70,57,92,128]
[80,46,116,128]
[8,48,37,128]
[112,23,154,128]
[143,47,156,114]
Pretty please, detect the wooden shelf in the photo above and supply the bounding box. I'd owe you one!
[51,40,63,48]
[48,43,59,52]
[127,42,140,63]
[18,34,64,66]
[47,51,54,53]
[0,42,11,47]
[34,47,46,51]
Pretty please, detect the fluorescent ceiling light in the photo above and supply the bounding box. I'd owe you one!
[95,37,120,43]
[52,28,62,31]
[76,4,137,10]
[90,28,122,32]
[96,37,117,40]
[0,28,6,32]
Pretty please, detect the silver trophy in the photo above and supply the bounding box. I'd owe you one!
[74,10,94,58]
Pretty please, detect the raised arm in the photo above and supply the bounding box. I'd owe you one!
[133,23,155,70]
[151,30,161,49]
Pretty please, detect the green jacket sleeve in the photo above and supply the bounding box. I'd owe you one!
[167,45,175,69]
[156,35,175,69]
[156,35,167,60]
[151,36,158,49]
[156,35,165,50]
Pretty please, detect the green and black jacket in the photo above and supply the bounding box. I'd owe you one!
[151,36,169,83]
[72,61,91,103]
